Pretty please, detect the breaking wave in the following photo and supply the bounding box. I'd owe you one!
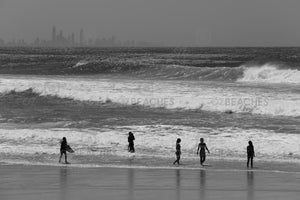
[0,76,299,117]
[68,60,300,84]
[238,63,300,84]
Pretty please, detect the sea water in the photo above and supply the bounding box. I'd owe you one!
[0,47,299,167]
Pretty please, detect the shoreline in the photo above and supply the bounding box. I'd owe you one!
[2,154,300,174]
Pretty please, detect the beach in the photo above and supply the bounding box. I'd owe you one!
[0,47,300,199]
[1,164,300,200]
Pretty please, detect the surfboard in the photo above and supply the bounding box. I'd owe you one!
[66,145,74,153]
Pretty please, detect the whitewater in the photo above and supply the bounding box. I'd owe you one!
[0,72,299,116]
[0,47,300,168]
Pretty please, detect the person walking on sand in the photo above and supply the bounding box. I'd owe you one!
[128,132,135,153]
[197,138,210,166]
[59,137,70,164]
[247,141,255,168]
[173,138,181,165]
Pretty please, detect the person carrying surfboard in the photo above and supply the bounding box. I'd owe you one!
[59,137,70,164]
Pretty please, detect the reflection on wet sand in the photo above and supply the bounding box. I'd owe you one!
[128,168,135,200]
[199,170,206,199]
[59,167,69,200]
[247,171,254,200]
[176,170,181,200]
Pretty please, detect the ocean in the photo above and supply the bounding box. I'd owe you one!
[0,47,299,168]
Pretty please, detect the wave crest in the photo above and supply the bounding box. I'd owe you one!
[70,60,300,84]
[238,63,300,84]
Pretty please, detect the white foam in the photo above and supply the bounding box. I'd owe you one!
[72,60,89,68]
[0,75,299,116]
[238,64,300,84]
[0,126,299,162]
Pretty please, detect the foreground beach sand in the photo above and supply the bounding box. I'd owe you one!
[0,164,300,200]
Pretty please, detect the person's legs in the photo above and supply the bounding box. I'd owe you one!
[64,152,68,163]
[129,143,134,153]
[59,152,63,163]
[200,154,206,165]
[250,156,253,168]
[173,158,177,165]
[202,155,206,164]
[200,156,203,165]
[173,154,180,165]
[247,156,250,168]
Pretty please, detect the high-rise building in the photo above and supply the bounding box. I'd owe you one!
[52,26,56,42]
[80,28,84,45]
[71,33,75,45]
[59,30,63,39]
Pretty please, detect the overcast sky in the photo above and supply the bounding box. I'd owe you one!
[0,0,300,46]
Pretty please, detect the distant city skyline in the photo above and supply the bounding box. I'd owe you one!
[0,26,162,47]
[1,0,300,46]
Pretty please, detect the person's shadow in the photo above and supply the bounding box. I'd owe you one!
[247,171,254,200]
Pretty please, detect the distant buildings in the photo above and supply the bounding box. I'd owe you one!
[0,38,4,46]
[0,26,162,47]
[52,26,56,42]
[80,28,84,46]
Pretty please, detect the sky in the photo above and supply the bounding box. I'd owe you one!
[0,0,300,46]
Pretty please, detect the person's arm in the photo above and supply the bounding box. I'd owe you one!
[205,145,210,154]
[197,144,200,155]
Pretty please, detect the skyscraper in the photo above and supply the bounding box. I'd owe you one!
[80,28,84,45]
[71,33,75,45]
[52,26,56,42]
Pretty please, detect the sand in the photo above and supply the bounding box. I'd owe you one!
[0,164,300,200]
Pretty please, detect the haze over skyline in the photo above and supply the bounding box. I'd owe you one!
[1,0,300,46]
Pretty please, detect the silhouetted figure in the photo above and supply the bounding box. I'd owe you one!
[59,137,69,164]
[197,138,210,166]
[247,141,255,168]
[128,132,135,153]
[173,138,181,165]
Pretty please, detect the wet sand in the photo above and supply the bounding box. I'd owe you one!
[0,164,300,200]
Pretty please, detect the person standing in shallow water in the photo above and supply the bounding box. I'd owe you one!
[247,141,255,168]
[197,138,210,166]
[173,138,181,165]
[59,137,69,164]
[128,132,135,153]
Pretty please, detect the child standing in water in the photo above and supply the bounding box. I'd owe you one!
[247,141,255,168]
[197,138,210,166]
[59,137,70,164]
[173,138,181,165]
